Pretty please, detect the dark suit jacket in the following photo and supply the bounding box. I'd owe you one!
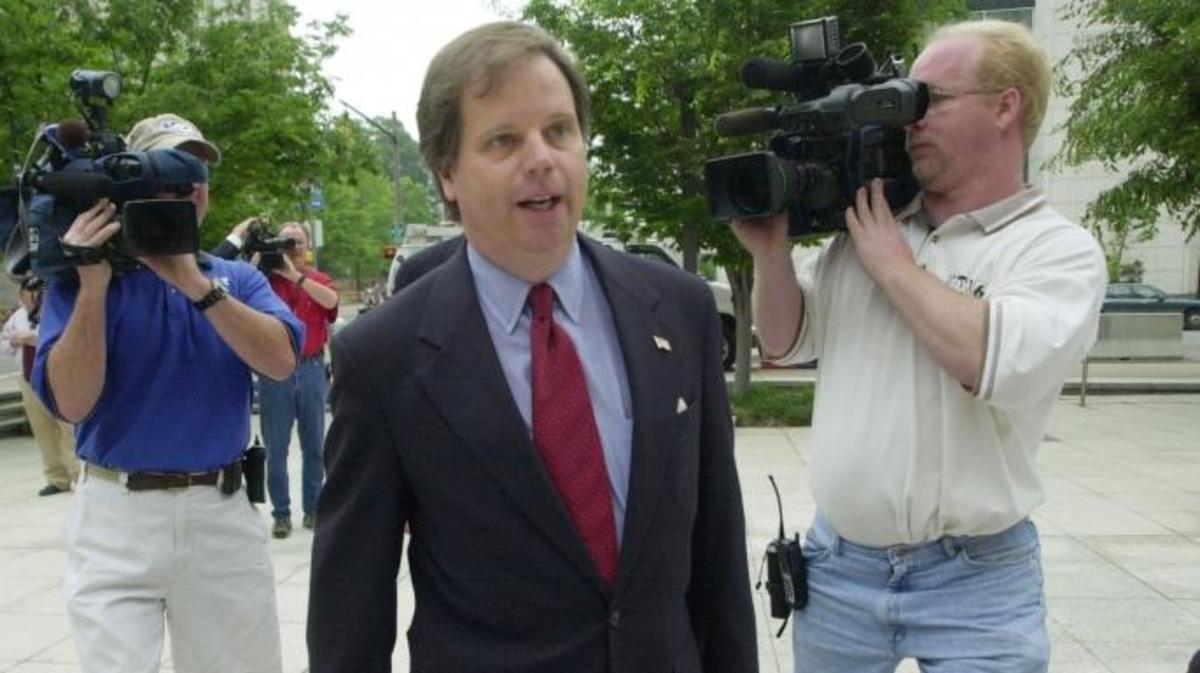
[210,238,240,261]
[308,235,756,673]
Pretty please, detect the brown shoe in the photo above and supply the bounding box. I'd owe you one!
[272,517,292,539]
[38,484,68,497]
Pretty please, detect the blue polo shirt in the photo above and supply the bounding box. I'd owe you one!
[31,255,305,472]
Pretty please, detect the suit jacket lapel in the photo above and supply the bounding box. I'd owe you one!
[580,238,681,598]
[416,248,605,592]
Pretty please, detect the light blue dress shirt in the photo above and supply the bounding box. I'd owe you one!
[467,240,634,544]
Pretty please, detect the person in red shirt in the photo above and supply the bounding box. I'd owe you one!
[260,222,339,538]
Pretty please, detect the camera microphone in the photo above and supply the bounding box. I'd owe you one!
[741,58,805,92]
[34,171,115,204]
[715,107,780,137]
[56,119,90,150]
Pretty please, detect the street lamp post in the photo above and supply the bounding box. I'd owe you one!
[340,99,405,242]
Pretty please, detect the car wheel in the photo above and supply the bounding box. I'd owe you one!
[1185,309,1200,331]
[721,317,736,372]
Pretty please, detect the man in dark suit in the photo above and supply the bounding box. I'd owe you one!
[307,21,756,673]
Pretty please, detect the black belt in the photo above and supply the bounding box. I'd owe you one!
[127,471,221,491]
[85,463,223,491]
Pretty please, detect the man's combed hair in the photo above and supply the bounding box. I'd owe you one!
[934,20,1050,151]
[416,21,590,220]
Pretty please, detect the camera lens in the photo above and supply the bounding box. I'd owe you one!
[731,169,772,215]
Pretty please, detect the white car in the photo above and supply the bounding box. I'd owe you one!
[385,242,438,298]
[613,242,740,371]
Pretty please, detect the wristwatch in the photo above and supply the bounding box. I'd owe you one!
[192,282,228,312]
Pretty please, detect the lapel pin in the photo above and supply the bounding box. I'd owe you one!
[676,397,688,414]
[653,335,671,352]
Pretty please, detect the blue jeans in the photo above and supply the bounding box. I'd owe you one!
[261,356,328,520]
[793,514,1049,673]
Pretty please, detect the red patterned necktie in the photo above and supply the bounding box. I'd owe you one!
[528,283,619,588]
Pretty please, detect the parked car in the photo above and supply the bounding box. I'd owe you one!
[1102,282,1200,330]
[385,223,464,298]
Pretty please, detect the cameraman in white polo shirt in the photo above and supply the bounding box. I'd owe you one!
[733,20,1106,673]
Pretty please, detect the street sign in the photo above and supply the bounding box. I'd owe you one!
[309,183,325,212]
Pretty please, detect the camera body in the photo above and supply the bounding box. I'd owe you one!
[242,218,297,273]
[705,16,929,236]
[1,70,208,283]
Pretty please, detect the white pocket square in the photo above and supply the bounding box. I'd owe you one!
[676,397,689,414]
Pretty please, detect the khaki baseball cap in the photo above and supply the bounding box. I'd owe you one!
[126,113,221,165]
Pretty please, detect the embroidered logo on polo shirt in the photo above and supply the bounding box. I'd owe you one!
[948,273,987,299]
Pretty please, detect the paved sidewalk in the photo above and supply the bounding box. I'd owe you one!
[0,395,1197,672]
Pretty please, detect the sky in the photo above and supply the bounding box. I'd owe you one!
[289,0,527,138]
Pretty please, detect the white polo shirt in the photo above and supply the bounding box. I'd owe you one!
[772,187,1106,546]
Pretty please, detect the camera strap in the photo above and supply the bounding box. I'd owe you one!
[60,238,106,266]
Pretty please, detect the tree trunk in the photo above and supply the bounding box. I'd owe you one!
[729,264,754,396]
[681,222,699,272]
[675,78,700,273]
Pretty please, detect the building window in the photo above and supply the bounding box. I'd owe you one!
[972,8,1034,27]
[967,0,1034,10]
[968,1,1034,27]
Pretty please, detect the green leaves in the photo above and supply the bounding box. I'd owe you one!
[1053,0,1200,248]
[523,0,961,386]
[1,0,437,287]
[523,0,961,270]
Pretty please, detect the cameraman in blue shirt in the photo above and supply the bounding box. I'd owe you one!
[32,137,304,673]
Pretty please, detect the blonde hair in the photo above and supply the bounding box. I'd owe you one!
[932,20,1050,150]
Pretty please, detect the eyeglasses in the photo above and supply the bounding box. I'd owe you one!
[926,88,1002,108]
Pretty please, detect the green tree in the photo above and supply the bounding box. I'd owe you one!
[114,1,354,244]
[1051,0,1200,277]
[368,114,431,188]
[0,0,405,287]
[523,0,961,390]
[361,113,441,230]
[0,2,103,176]
[315,110,440,283]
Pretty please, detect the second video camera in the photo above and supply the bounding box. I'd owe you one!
[704,17,929,236]
[242,218,296,273]
[0,70,208,283]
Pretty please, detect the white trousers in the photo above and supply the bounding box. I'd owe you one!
[64,472,282,673]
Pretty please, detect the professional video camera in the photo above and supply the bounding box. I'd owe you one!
[241,218,297,272]
[704,16,929,236]
[0,70,208,283]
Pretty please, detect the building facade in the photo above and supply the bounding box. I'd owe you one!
[982,0,1200,293]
